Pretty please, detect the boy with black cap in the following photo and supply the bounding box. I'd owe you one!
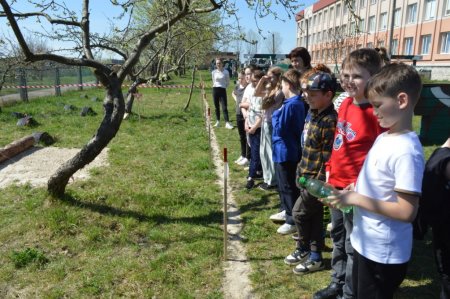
[284,68,338,275]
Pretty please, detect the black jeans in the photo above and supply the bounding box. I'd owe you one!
[248,128,261,178]
[352,250,407,299]
[212,87,229,122]
[236,114,250,159]
[275,161,299,225]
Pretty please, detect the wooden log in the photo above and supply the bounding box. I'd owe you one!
[0,135,36,163]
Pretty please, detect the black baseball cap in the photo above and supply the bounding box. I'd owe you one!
[302,72,337,93]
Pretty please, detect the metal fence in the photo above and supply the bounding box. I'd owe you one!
[0,65,97,101]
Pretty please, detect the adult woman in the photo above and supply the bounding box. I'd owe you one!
[211,58,233,129]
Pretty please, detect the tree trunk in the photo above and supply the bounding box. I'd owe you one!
[124,78,146,115]
[47,76,124,197]
[184,66,196,111]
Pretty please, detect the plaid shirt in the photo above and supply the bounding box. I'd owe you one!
[297,104,337,182]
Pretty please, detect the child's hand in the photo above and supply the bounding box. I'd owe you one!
[344,183,355,191]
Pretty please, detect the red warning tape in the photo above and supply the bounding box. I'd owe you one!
[1,82,205,89]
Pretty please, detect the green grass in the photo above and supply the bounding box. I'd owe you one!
[0,70,443,298]
[0,81,223,298]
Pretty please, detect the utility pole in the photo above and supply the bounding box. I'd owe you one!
[388,0,397,57]
[272,33,275,54]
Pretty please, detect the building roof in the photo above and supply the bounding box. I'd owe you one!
[313,0,337,13]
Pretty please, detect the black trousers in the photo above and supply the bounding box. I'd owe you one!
[432,223,450,299]
[212,87,229,122]
[275,161,299,225]
[352,250,408,299]
[236,114,250,159]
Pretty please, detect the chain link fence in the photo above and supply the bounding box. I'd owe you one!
[0,64,97,100]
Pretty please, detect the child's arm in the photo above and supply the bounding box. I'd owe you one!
[254,76,269,97]
[333,191,419,222]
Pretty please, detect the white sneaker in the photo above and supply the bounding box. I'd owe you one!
[326,222,333,232]
[277,223,297,235]
[293,259,325,275]
[234,156,244,164]
[237,158,249,166]
[225,122,234,129]
[269,210,286,222]
[213,121,220,127]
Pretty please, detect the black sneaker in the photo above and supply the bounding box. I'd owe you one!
[245,178,255,190]
[313,282,343,299]
[284,249,310,265]
[258,183,277,191]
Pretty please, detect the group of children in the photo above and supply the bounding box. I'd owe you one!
[213,46,431,298]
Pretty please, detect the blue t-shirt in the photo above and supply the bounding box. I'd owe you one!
[272,94,305,163]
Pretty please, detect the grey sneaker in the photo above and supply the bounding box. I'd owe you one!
[293,259,325,275]
[225,122,234,129]
[213,121,220,127]
[284,249,310,265]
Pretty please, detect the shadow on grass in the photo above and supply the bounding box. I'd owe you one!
[60,194,223,226]
[237,194,275,214]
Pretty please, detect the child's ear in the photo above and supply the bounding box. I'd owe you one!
[397,92,409,109]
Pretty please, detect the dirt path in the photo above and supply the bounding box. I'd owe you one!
[203,103,256,299]
[0,147,108,188]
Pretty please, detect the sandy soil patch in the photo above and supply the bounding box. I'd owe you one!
[0,147,109,188]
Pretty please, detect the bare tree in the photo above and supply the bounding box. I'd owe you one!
[0,0,300,197]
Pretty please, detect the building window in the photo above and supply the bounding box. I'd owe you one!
[394,8,401,27]
[330,7,334,20]
[343,3,348,15]
[367,42,373,48]
[404,37,414,55]
[360,0,366,8]
[421,35,432,54]
[407,3,417,24]
[318,13,322,27]
[445,0,450,16]
[378,40,385,47]
[359,18,365,32]
[441,32,450,53]
[370,0,376,5]
[312,15,316,27]
[391,39,398,55]
[336,4,341,17]
[424,0,436,21]
[368,15,376,32]
[324,10,327,23]
[379,12,387,30]
[323,30,327,42]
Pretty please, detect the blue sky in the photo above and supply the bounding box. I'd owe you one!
[1,1,317,56]
[231,1,316,54]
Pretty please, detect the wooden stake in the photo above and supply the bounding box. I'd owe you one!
[223,147,228,260]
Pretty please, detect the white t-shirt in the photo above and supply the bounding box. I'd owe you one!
[350,131,425,264]
[211,69,230,88]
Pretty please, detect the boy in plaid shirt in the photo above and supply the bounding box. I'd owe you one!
[284,68,338,275]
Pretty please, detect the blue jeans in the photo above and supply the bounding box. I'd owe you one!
[248,128,261,178]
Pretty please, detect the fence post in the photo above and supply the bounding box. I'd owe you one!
[18,68,28,102]
[55,67,61,96]
[78,66,83,91]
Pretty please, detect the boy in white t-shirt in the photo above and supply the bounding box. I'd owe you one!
[328,63,425,299]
